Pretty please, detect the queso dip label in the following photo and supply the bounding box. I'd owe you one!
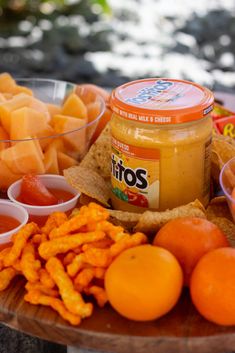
[111,136,160,209]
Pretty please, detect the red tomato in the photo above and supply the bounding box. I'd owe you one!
[19,174,58,206]
[124,189,148,208]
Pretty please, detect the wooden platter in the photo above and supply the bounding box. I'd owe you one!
[1,92,235,353]
[1,277,235,353]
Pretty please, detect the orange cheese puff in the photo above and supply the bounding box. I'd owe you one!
[3,223,39,267]
[39,231,106,259]
[63,251,77,266]
[12,259,22,272]
[94,267,106,279]
[41,212,68,236]
[74,268,95,291]
[67,253,85,277]
[110,232,148,258]
[0,268,17,291]
[21,243,41,283]
[24,289,81,326]
[46,257,93,318]
[0,247,11,261]
[0,260,3,272]
[81,238,114,252]
[31,233,48,245]
[84,286,108,308]
[49,205,109,239]
[25,282,58,297]
[39,269,55,289]
[83,247,112,268]
[90,221,126,242]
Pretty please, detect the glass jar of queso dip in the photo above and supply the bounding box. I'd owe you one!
[110,78,214,212]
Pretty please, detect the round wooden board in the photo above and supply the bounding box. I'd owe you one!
[1,91,235,353]
[1,277,235,353]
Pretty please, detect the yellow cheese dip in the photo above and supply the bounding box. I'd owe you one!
[110,78,214,212]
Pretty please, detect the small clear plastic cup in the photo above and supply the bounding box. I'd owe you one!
[0,200,28,248]
[7,175,80,225]
[219,156,235,222]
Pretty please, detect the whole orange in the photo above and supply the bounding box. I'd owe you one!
[190,247,235,326]
[153,217,229,285]
[104,244,183,321]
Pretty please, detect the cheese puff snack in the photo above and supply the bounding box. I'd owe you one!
[0,268,17,291]
[21,243,41,283]
[46,257,93,318]
[3,223,39,267]
[0,202,149,326]
[24,289,81,326]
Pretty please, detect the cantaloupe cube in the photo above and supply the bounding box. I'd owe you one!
[0,160,22,190]
[13,85,33,96]
[0,73,17,94]
[86,101,102,141]
[10,107,52,141]
[52,114,87,156]
[0,93,32,132]
[0,93,6,103]
[47,103,62,119]
[30,97,50,122]
[49,138,65,153]
[0,126,10,151]
[2,93,13,100]
[58,152,78,173]
[1,137,45,174]
[44,144,59,174]
[62,93,87,121]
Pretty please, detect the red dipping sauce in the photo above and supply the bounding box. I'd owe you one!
[0,215,20,234]
[17,188,74,206]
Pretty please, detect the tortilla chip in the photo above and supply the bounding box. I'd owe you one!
[108,209,141,231]
[64,166,110,207]
[80,123,111,179]
[210,217,235,247]
[206,196,232,221]
[134,199,206,235]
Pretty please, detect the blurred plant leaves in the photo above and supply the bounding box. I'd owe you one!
[0,0,111,13]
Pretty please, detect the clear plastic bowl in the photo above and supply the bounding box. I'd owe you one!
[219,156,235,222]
[0,78,105,190]
[0,200,28,246]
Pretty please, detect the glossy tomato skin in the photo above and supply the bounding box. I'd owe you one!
[19,174,58,206]
[124,189,148,208]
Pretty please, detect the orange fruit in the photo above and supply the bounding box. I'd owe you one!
[190,247,235,326]
[104,244,183,321]
[153,217,229,285]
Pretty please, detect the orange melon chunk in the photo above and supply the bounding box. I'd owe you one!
[29,97,50,122]
[0,93,32,132]
[52,114,87,156]
[62,93,87,121]
[0,160,22,190]
[47,103,62,119]
[0,73,17,94]
[0,93,6,103]
[0,126,10,151]
[44,145,59,174]
[58,152,78,173]
[49,138,65,153]
[10,107,52,141]
[1,138,45,174]
[13,85,33,96]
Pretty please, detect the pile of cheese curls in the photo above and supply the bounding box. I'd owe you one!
[0,203,147,325]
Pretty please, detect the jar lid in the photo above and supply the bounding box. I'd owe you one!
[110,78,214,124]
